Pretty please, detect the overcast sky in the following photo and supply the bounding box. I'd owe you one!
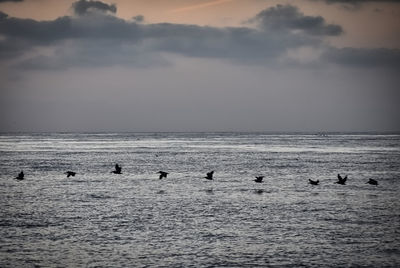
[0,0,399,132]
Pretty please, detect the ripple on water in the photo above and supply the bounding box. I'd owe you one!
[1,133,400,267]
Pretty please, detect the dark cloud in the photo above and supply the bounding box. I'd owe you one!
[0,11,8,19]
[72,0,117,16]
[133,15,144,23]
[315,0,400,3]
[323,47,400,68]
[309,0,400,9]
[18,39,169,70]
[1,3,396,70]
[12,22,305,69]
[250,4,343,36]
[0,15,73,43]
[0,4,329,69]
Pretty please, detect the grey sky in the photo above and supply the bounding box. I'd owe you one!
[0,0,399,132]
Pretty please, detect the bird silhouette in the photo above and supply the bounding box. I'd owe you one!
[15,171,24,181]
[204,171,214,180]
[309,179,319,185]
[158,171,168,180]
[65,171,76,178]
[254,176,264,183]
[336,174,347,185]
[367,178,378,186]
[112,164,122,174]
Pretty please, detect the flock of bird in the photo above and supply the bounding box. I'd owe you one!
[13,164,379,186]
[308,174,378,186]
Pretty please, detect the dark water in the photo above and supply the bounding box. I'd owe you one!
[0,133,399,267]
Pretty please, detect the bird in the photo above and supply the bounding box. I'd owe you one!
[254,176,264,183]
[309,179,319,185]
[65,171,76,178]
[367,178,378,186]
[15,171,24,181]
[336,174,347,185]
[112,164,122,174]
[158,171,168,180]
[204,171,214,180]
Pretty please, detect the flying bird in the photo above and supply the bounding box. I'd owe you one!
[112,164,122,174]
[158,171,168,180]
[367,178,378,186]
[15,171,24,181]
[254,176,264,183]
[309,179,319,185]
[65,171,76,178]
[204,171,214,180]
[336,174,347,185]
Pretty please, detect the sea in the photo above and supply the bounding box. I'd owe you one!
[0,133,399,267]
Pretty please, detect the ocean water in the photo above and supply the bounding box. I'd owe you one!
[0,133,399,267]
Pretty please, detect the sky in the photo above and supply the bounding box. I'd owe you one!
[0,0,399,132]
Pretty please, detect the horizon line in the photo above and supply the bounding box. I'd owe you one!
[1,130,400,135]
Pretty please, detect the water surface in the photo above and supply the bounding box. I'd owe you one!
[1,133,399,267]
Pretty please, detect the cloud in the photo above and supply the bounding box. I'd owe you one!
[1,3,335,69]
[314,0,400,3]
[2,2,396,71]
[72,0,117,16]
[132,15,144,23]
[0,15,73,43]
[0,0,23,2]
[309,0,400,8]
[0,11,7,19]
[250,4,343,36]
[323,47,400,68]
